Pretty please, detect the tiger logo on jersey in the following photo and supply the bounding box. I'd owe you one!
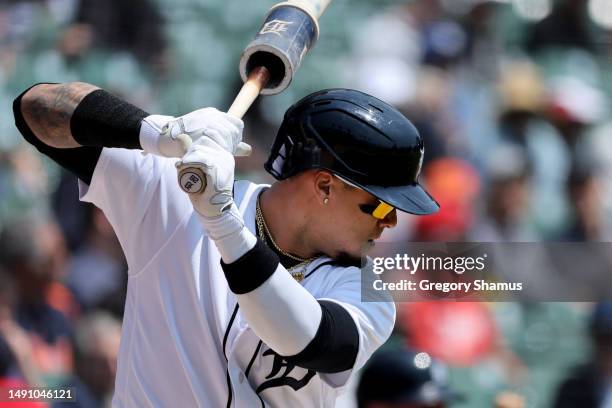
[256,348,316,393]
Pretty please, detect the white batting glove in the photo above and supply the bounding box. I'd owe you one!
[176,137,257,262]
[176,137,236,218]
[140,108,251,158]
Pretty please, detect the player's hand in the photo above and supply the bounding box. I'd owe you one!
[141,108,250,158]
[176,137,236,218]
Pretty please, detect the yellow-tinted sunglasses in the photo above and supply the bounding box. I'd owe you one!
[334,175,395,220]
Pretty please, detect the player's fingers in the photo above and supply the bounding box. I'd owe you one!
[234,142,252,157]
[175,133,192,155]
[184,108,243,134]
[183,137,232,163]
[222,113,244,132]
[200,127,230,149]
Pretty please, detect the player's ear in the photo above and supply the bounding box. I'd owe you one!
[313,170,333,204]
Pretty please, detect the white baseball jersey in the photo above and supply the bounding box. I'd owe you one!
[78,147,396,407]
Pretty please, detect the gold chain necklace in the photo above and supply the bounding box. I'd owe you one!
[255,197,315,282]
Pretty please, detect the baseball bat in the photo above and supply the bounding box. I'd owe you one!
[176,67,270,195]
[177,0,332,194]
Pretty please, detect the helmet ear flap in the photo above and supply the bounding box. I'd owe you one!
[273,137,322,179]
[265,117,323,180]
[265,136,290,180]
[292,138,321,171]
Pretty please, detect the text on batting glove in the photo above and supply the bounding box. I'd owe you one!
[176,137,236,218]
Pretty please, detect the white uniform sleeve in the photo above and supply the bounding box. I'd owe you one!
[79,148,193,273]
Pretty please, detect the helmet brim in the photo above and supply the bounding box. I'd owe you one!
[361,182,440,215]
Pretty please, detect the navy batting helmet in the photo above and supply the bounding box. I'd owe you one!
[264,88,439,215]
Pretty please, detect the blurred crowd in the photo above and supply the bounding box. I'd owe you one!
[1,0,612,406]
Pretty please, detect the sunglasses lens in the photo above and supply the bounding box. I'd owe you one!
[359,202,395,219]
[372,202,394,219]
[338,176,394,220]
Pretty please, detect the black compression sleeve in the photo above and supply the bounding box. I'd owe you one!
[70,89,148,149]
[13,84,102,185]
[285,300,359,373]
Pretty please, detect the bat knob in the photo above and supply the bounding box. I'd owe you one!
[177,164,207,194]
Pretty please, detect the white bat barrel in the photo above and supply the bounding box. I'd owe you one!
[239,3,320,95]
[178,0,332,195]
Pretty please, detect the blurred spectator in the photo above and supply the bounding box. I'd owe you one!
[546,76,609,152]
[421,20,467,69]
[0,214,74,386]
[52,172,91,252]
[526,0,595,54]
[54,312,121,408]
[413,158,480,241]
[494,61,571,237]
[459,0,507,78]
[470,145,536,241]
[351,0,443,107]
[400,302,497,367]
[495,391,526,408]
[561,161,607,241]
[0,268,41,387]
[553,302,612,407]
[0,334,16,382]
[57,23,94,63]
[0,146,53,227]
[71,0,168,70]
[497,61,546,147]
[588,120,612,234]
[539,60,611,239]
[356,348,460,408]
[405,67,461,165]
[66,206,126,316]
[0,337,48,408]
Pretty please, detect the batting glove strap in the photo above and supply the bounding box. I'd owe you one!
[197,204,257,263]
[168,108,250,156]
[140,114,193,158]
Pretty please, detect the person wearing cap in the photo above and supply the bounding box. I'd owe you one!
[553,302,612,408]
[356,348,459,408]
[13,83,438,407]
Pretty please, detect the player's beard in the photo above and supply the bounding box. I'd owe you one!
[334,251,362,267]
[332,238,378,267]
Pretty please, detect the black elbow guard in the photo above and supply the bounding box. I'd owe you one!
[13,83,53,148]
[284,300,359,373]
[13,84,102,185]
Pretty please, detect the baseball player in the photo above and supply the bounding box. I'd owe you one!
[13,83,439,407]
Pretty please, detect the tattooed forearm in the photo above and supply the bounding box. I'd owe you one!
[20,82,99,148]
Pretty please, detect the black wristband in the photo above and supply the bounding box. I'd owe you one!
[221,239,280,294]
[70,89,148,149]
